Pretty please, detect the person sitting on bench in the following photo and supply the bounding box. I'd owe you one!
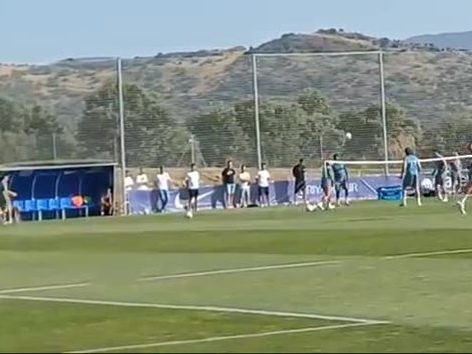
[100,189,113,216]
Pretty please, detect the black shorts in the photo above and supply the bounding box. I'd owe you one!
[258,186,269,197]
[294,180,306,194]
[188,189,199,199]
[451,173,461,185]
[101,202,112,215]
[434,174,446,187]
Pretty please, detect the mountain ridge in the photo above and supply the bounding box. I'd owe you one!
[1,29,472,165]
[407,30,472,50]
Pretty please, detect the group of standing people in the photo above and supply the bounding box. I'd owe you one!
[126,157,351,215]
[124,162,273,214]
[293,156,350,209]
[220,160,271,209]
[219,156,350,212]
[183,161,273,215]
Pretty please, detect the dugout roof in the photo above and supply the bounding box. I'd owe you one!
[0,160,117,172]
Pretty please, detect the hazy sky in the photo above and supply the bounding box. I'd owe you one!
[1,0,471,63]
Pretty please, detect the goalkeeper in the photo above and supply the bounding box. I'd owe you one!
[331,154,349,206]
[432,151,449,202]
[400,147,422,207]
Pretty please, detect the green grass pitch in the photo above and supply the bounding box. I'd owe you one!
[1,200,472,352]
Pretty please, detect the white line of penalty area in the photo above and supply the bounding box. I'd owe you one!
[68,322,385,353]
[0,294,389,325]
[0,282,90,294]
[1,247,468,295]
[384,248,472,259]
[141,248,472,282]
[1,247,469,295]
[140,260,341,282]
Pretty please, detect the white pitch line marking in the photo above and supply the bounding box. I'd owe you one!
[0,294,388,325]
[0,282,90,294]
[384,248,472,260]
[68,322,383,353]
[141,260,341,282]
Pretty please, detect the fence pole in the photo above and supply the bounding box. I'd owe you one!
[251,54,262,170]
[190,134,196,165]
[379,51,389,175]
[52,133,57,160]
[117,57,127,215]
[319,133,324,161]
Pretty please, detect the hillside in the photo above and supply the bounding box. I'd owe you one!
[407,30,472,50]
[1,30,468,124]
[1,29,472,166]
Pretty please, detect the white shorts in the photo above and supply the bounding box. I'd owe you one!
[240,185,250,192]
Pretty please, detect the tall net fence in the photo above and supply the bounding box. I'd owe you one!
[2,50,472,178]
[121,52,257,170]
[383,51,472,158]
[0,58,118,164]
[254,52,384,168]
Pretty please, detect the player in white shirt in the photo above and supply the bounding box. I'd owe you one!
[123,171,135,215]
[136,167,150,190]
[184,163,200,213]
[156,166,172,212]
[256,163,271,207]
[124,171,135,191]
[238,164,251,208]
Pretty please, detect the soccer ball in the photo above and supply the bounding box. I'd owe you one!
[345,132,352,140]
[305,203,317,212]
[185,210,193,219]
[328,203,336,210]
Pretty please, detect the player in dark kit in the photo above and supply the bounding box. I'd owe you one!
[222,160,237,209]
[331,154,349,206]
[292,159,307,205]
[432,152,449,202]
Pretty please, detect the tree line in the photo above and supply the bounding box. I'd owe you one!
[1,81,471,166]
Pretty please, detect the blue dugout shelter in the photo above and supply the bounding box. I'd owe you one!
[0,160,116,221]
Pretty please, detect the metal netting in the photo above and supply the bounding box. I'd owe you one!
[121,50,257,171]
[383,51,472,158]
[0,58,119,164]
[253,52,385,168]
[4,50,472,210]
